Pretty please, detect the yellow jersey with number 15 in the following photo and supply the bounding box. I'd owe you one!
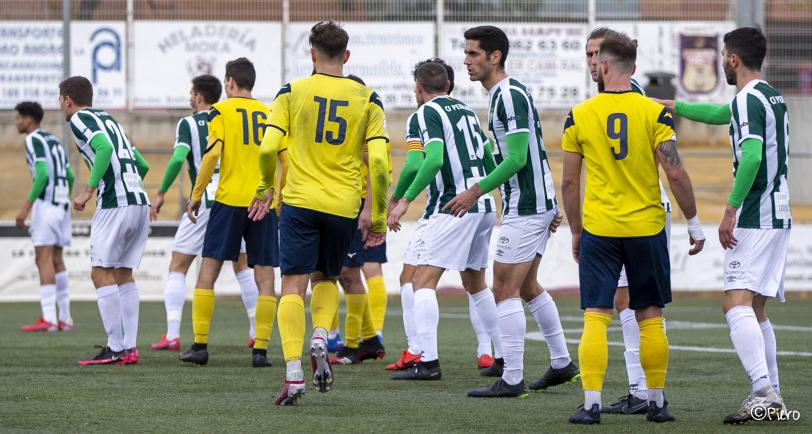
[561,91,674,237]
[267,73,388,219]
[206,97,271,207]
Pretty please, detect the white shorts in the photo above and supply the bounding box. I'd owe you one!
[723,228,789,302]
[402,218,428,266]
[30,200,71,247]
[90,205,150,269]
[618,212,672,287]
[495,209,557,264]
[418,212,495,271]
[172,207,247,257]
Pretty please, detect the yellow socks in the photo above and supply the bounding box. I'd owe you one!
[330,308,339,331]
[639,316,669,389]
[579,312,612,391]
[192,288,215,344]
[310,280,340,332]
[344,293,368,349]
[253,295,277,351]
[366,275,387,332]
[278,294,305,362]
[361,294,377,340]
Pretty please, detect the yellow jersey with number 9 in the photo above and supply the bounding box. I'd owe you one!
[207,97,271,207]
[561,91,674,237]
[267,73,388,218]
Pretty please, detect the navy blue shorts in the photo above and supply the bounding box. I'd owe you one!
[202,201,279,267]
[578,228,671,310]
[279,203,357,277]
[344,226,388,268]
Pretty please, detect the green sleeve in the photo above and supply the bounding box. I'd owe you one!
[159,146,189,193]
[66,167,75,194]
[728,138,763,208]
[133,148,149,179]
[477,132,528,193]
[483,140,496,175]
[27,161,49,201]
[404,141,444,202]
[87,134,114,189]
[674,101,731,125]
[392,149,424,200]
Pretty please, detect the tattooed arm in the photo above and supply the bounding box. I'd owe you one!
[656,140,697,220]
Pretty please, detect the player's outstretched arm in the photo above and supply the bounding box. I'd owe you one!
[561,151,583,262]
[390,141,443,231]
[654,99,732,125]
[74,134,114,211]
[656,140,706,255]
[445,132,528,217]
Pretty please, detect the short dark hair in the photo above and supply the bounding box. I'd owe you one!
[599,33,637,73]
[225,57,256,91]
[192,75,222,105]
[723,27,767,70]
[413,58,455,94]
[587,27,613,42]
[309,21,349,59]
[415,62,448,94]
[464,25,509,69]
[346,74,365,85]
[15,101,44,123]
[59,76,93,106]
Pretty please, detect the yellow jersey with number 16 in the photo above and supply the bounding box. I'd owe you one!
[561,91,674,237]
[206,97,271,207]
[267,73,388,219]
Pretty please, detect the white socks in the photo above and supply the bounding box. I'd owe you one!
[40,284,57,324]
[760,319,780,395]
[97,284,123,352]
[164,272,186,340]
[585,390,601,410]
[648,389,665,408]
[726,306,770,393]
[467,293,491,358]
[55,271,71,323]
[400,283,420,355]
[235,269,259,339]
[497,298,526,386]
[469,288,503,359]
[414,288,439,362]
[119,282,140,350]
[619,308,648,399]
[527,291,571,369]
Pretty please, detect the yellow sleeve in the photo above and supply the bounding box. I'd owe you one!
[275,149,289,216]
[653,106,676,149]
[192,137,221,201]
[367,137,389,233]
[560,110,582,155]
[268,84,291,134]
[365,91,389,142]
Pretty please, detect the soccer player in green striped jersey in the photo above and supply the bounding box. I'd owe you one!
[388,61,503,382]
[447,25,577,398]
[658,27,788,424]
[60,76,150,366]
[148,75,262,360]
[15,101,74,333]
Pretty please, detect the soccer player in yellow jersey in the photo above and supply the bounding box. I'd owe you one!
[560,33,705,424]
[250,22,390,405]
[179,58,279,368]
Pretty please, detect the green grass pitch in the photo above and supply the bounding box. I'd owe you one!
[1,295,810,433]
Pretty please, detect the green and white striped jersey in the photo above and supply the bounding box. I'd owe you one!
[175,111,219,208]
[488,77,556,216]
[630,78,672,212]
[70,108,149,209]
[729,79,791,229]
[25,128,70,208]
[417,96,494,217]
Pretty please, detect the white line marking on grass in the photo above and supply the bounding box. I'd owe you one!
[558,316,812,333]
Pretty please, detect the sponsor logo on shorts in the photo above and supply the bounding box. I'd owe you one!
[729,261,741,269]
[415,239,425,248]
[498,236,510,245]
[347,252,357,258]
[496,249,505,257]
